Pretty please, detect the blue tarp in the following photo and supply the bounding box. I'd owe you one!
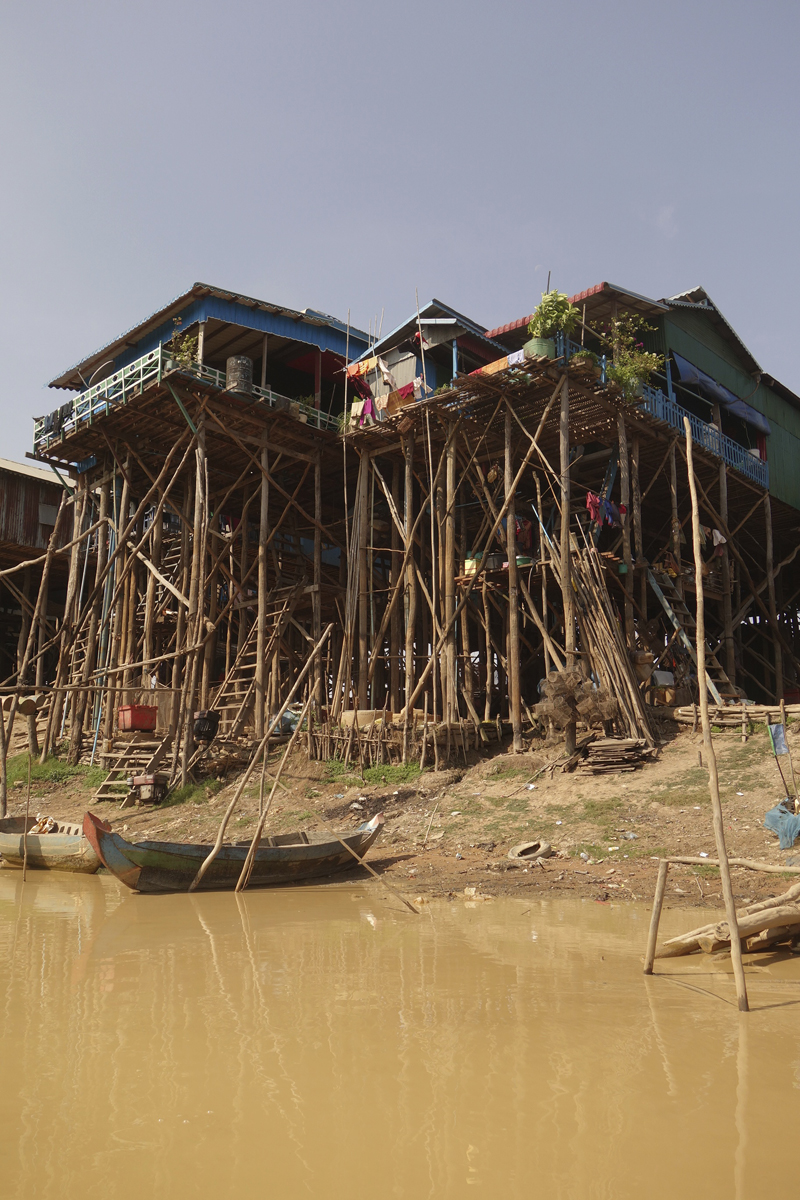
[672,353,771,436]
[764,801,800,849]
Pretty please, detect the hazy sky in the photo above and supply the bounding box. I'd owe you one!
[1,0,797,462]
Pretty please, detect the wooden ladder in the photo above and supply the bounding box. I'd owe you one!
[93,732,173,803]
[647,569,739,704]
[211,585,302,736]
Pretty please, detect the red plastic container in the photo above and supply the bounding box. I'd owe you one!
[117,704,157,732]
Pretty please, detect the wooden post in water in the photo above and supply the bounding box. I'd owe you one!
[643,859,670,973]
[685,416,749,1012]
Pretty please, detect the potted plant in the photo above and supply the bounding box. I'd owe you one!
[524,291,580,360]
[165,317,198,371]
[569,346,599,372]
[595,316,664,401]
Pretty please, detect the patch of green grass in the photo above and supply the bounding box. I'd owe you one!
[6,753,107,789]
[625,844,669,860]
[692,864,721,878]
[324,760,361,787]
[362,762,421,786]
[162,779,223,807]
[582,797,623,821]
[486,763,534,781]
[658,789,711,808]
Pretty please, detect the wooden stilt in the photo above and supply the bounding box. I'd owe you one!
[644,859,670,973]
[444,423,457,724]
[764,493,782,702]
[254,437,270,738]
[617,412,635,651]
[358,453,369,709]
[560,376,576,755]
[389,460,401,713]
[313,450,322,706]
[505,401,523,751]
[632,437,646,622]
[685,416,748,1013]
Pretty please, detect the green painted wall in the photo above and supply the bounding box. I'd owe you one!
[661,310,800,511]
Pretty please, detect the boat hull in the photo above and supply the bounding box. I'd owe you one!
[0,818,102,874]
[83,811,384,893]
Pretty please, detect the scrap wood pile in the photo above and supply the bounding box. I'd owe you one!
[577,737,656,774]
[657,879,800,957]
[671,703,800,726]
[546,540,654,746]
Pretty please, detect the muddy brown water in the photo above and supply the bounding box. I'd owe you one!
[2,871,799,1199]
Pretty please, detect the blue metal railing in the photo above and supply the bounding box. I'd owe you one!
[33,344,340,453]
[637,385,768,488]
[551,333,769,489]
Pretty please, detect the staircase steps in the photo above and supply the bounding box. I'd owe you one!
[93,733,172,803]
[211,585,302,736]
[647,569,740,704]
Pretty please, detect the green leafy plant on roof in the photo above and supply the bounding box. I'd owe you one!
[527,291,580,339]
[593,314,664,401]
[169,318,199,369]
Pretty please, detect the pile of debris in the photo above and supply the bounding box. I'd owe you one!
[577,737,657,775]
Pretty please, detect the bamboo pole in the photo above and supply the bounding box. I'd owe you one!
[764,493,782,702]
[669,443,682,597]
[444,423,457,724]
[235,691,313,891]
[22,753,31,882]
[187,624,332,892]
[5,496,67,756]
[358,452,369,708]
[685,416,748,1012]
[717,436,735,684]
[505,401,523,751]
[313,451,323,706]
[400,379,561,718]
[560,376,577,755]
[403,433,416,714]
[643,859,669,974]
[254,437,270,737]
[617,412,635,650]
[181,420,207,786]
[632,437,646,621]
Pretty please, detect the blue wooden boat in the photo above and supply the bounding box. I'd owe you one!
[0,816,102,874]
[84,810,384,893]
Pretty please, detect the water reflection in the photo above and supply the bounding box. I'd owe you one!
[1,873,799,1199]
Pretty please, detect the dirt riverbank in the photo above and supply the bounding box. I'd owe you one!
[4,718,800,908]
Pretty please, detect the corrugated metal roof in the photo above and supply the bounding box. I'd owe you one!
[48,283,369,391]
[485,282,670,340]
[354,298,506,363]
[0,457,62,485]
[663,286,762,374]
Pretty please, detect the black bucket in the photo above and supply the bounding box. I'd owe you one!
[193,710,220,742]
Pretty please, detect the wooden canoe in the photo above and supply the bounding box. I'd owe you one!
[0,816,103,874]
[83,810,385,893]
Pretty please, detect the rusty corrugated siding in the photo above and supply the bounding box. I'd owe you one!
[0,468,71,553]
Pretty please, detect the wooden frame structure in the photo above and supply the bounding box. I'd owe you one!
[3,333,800,815]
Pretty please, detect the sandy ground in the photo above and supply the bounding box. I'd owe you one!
[4,716,800,910]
